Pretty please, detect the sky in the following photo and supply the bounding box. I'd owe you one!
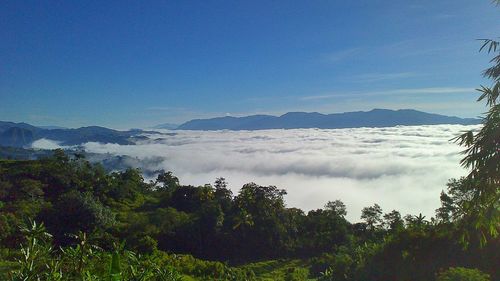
[1,1,498,129]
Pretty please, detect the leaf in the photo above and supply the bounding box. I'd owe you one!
[109,251,122,281]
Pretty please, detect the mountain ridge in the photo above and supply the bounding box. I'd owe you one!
[0,109,481,147]
[176,109,481,130]
[152,123,180,130]
[0,122,140,148]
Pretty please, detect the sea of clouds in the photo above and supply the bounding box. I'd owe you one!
[32,124,478,222]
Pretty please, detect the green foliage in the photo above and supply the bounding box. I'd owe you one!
[49,191,115,236]
[383,210,404,233]
[109,251,121,281]
[155,171,180,191]
[284,267,309,281]
[324,200,347,218]
[10,221,55,281]
[360,204,383,231]
[4,221,184,281]
[451,37,500,245]
[239,259,309,281]
[0,152,353,262]
[436,267,490,281]
[314,250,354,281]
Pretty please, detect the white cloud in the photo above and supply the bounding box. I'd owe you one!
[31,139,63,150]
[32,125,478,222]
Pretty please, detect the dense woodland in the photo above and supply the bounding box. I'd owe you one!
[1,7,499,281]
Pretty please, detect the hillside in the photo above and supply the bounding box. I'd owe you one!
[0,122,139,147]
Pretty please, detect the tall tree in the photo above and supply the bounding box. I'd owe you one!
[361,204,383,231]
[453,36,500,244]
[383,210,404,232]
[324,200,347,218]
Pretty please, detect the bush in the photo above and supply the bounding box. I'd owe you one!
[437,267,490,281]
[43,191,115,244]
[285,267,309,281]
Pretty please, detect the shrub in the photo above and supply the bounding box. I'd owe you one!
[436,267,490,281]
[285,267,309,281]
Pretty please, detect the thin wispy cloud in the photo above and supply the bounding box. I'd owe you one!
[351,72,420,82]
[147,106,186,111]
[300,87,475,101]
[348,39,457,60]
[389,87,475,94]
[323,47,362,63]
[321,40,453,66]
[434,13,457,20]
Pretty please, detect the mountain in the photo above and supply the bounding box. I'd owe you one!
[37,126,135,145]
[153,123,179,130]
[178,114,275,130]
[37,125,68,130]
[0,122,141,148]
[177,109,481,130]
[0,127,37,147]
[0,109,480,147]
[0,121,42,133]
[0,146,53,160]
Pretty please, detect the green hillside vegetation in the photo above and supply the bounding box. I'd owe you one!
[0,147,497,280]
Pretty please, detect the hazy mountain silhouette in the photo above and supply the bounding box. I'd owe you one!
[0,122,138,147]
[153,123,179,130]
[177,109,480,130]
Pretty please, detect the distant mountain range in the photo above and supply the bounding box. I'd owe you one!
[0,109,481,148]
[177,109,481,130]
[0,121,142,148]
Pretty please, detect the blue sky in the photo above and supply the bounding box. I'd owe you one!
[1,1,498,129]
